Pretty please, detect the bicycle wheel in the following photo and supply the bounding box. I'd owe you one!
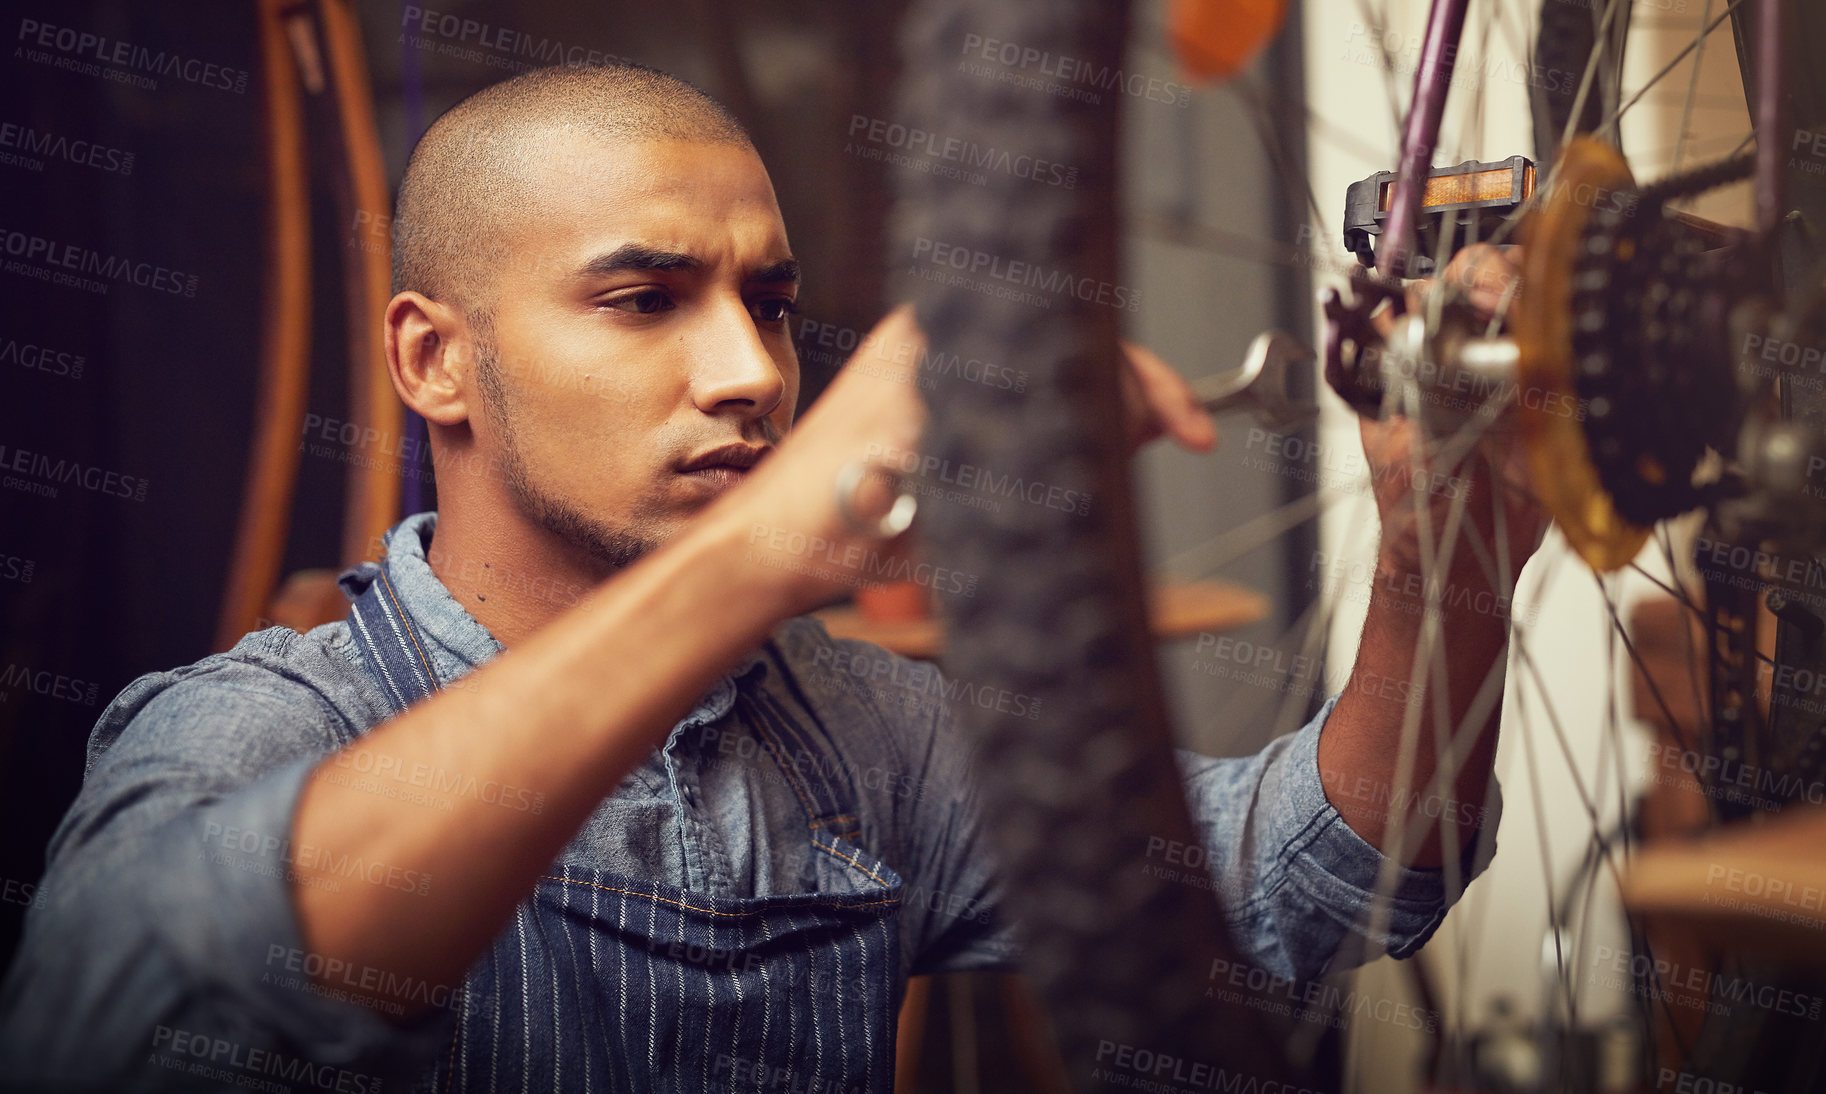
[892,0,1826,1091]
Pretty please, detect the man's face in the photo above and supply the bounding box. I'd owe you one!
[465,133,800,570]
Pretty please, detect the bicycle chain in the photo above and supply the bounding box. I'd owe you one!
[1569,155,1752,527]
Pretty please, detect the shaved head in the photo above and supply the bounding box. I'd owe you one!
[392,62,754,319]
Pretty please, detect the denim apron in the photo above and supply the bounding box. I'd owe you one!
[345,565,905,1093]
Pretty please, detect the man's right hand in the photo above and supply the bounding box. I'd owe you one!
[710,306,930,616]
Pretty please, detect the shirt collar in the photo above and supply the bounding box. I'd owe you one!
[339,512,766,716]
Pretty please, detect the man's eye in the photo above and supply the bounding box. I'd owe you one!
[605,290,673,315]
[753,298,798,324]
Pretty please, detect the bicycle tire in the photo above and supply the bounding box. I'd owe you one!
[891,1,1304,1089]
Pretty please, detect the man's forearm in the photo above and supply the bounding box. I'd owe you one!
[290,511,792,1013]
[1318,556,1511,868]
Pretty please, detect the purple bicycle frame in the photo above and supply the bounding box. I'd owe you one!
[1378,0,1785,283]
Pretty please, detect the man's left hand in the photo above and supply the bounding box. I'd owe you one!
[1363,243,1547,586]
[1121,340,1219,453]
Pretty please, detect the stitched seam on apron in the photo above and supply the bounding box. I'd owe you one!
[745,688,864,847]
[747,707,826,822]
[742,672,890,889]
[537,874,900,913]
[441,981,464,1094]
[812,841,893,887]
[377,567,439,686]
[745,674,850,827]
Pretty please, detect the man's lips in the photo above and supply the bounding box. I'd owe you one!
[676,443,771,492]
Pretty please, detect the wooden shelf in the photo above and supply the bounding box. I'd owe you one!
[1622,807,1826,962]
[814,579,1269,660]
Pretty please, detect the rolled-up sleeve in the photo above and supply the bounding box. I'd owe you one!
[1178,693,1501,983]
[903,676,1498,982]
[0,637,452,1091]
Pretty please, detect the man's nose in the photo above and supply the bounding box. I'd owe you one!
[689,296,786,419]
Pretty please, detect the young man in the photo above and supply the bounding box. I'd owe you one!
[0,63,1534,1090]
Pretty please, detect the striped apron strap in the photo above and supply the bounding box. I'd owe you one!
[736,647,859,838]
[345,564,442,714]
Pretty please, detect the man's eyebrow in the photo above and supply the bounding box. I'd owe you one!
[573,247,799,287]
[576,244,703,280]
[749,258,800,286]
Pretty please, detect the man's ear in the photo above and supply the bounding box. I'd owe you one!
[386,291,475,426]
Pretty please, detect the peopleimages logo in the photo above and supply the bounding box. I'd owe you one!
[400,6,640,72]
[798,316,1029,391]
[150,1026,380,1093]
[1340,22,1581,97]
[1591,943,1823,1020]
[1093,1040,1325,1094]
[1793,128,1826,177]
[0,662,100,707]
[957,33,1191,107]
[845,115,1079,189]
[0,553,33,584]
[0,443,148,502]
[864,441,1094,516]
[1206,956,1442,1034]
[908,236,1140,312]
[0,227,198,297]
[0,334,84,380]
[15,19,249,93]
[808,645,1044,723]
[0,121,133,175]
[743,520,982,597]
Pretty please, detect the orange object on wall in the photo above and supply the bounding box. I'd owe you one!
[1167,0,1288,83]
[857,581,930,623]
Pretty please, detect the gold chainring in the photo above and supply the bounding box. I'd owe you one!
[1514,136,1654,572]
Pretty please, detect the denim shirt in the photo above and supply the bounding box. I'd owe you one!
[0,512,1499,1090]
